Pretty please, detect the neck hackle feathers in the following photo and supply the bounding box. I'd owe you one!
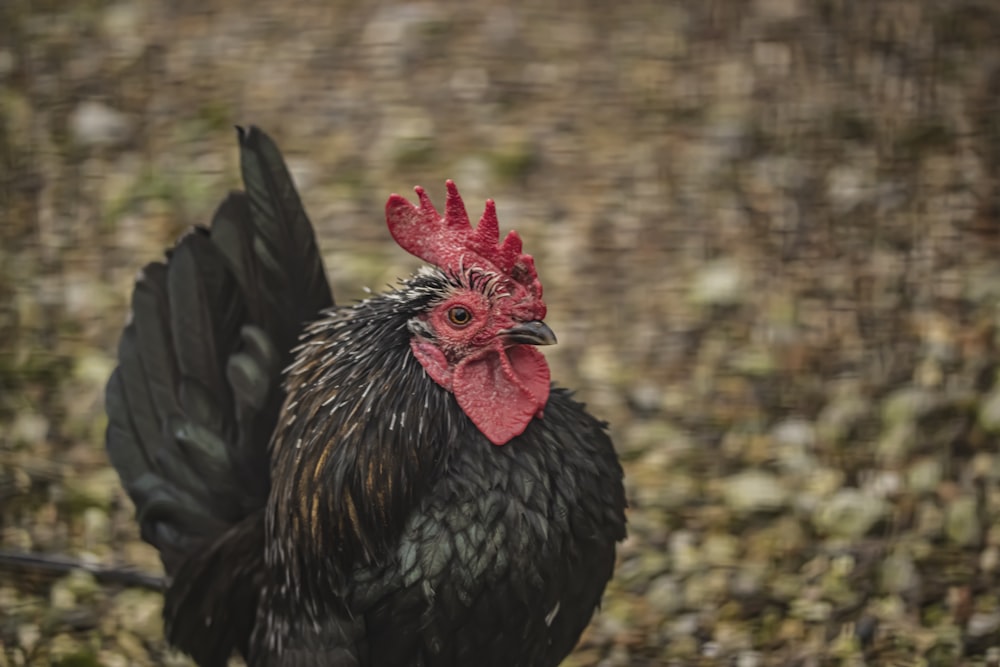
[385,180,542,298]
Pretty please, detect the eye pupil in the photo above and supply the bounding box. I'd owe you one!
[448,307,471,326]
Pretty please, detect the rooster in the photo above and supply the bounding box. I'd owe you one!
[105,127,626,667]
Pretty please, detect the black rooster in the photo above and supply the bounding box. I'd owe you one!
[105,127,626,667]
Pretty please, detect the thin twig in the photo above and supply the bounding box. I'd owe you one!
[0,549,164,590]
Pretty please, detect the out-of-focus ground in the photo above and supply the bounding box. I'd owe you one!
[3,0,1000,664]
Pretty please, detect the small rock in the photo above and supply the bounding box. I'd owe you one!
[877,422,917,465]
[880,549,920,595]
[627,382,664,415]
[4,527,31,551]
[63,276,108,318]
[70,101,132,147]
[721,469,789,514]
[702,532,739,567]
[967,611,1000,638]
[915,500,945,539]
[790,596,832,622]
[863,469,901,498]
[112,589,165,641]
[729,344,776,375]
[49,634,94,663]
[817,393,871,444]
[771,417,816,450]
[7,411,49,446]
[623,420,692,459]
[736,650,763,667]
[882,386,938,426]
[981,545,1000,573]
[16,623,40,652]
[796,467,845,514]
[101,2,148,62]
[701,640,722,658]
[667,613,701,640]
[82,507,112,548]
[906,457,942,494]
[690,259,744,306]
[945,495,982,547]
[731,566,765,598]
[669,530,702,574]
[771,417,817,472]
[980,388,1000,433]
[74,351,116,387]
[97,650,130,667]
[50,581,77,611]
[115,630,150,662]
[813,488,887,539]
[645,575,683,616]
[826,164,869,214]
[62,467,122,512]
[63,569,101,600]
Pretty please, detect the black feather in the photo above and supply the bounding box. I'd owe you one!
[232,126,334,357]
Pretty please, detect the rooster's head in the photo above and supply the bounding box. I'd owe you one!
[386,181,552,446]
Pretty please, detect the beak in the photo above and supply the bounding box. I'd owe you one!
[501,320,557,346]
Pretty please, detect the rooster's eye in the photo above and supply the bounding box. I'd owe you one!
[447,307,472,327]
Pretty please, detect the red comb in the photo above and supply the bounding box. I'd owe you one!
[385,180,540,294]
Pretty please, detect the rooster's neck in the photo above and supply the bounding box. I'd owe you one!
[265,282,465,605]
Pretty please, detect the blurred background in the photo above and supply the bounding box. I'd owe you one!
[2,0,1000,664]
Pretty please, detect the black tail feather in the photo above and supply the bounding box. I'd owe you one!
[224,127,334,365]
[168,229,243,427]
[105,126,334,664]
[163,513,266,667]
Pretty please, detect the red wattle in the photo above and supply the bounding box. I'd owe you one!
[411,339,551,445]
[453,344,550,445]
